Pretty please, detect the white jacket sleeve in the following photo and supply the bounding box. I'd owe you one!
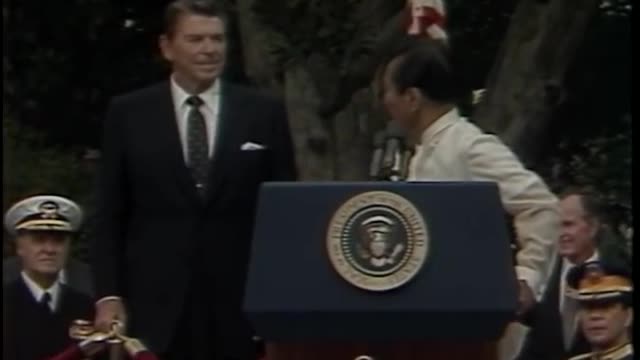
[465,133,559,294]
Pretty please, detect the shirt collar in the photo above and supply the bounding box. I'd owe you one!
[59,268,67,284]
[418,107,460,146]
[20,271,62,311]
[170,75,221,113]
[563,250,600,269]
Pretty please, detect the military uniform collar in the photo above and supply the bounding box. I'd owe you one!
[595,342,634,360]
[569,342,633,360]
[20,271,62,311]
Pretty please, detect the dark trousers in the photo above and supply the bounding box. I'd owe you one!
[161,282,261,360]
[162,281,215,360]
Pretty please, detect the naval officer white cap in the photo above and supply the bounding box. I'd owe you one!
[4,195,83,236]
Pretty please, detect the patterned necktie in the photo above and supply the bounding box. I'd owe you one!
[185,95,209,197]
[40,292,52,312]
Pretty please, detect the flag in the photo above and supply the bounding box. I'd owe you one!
[406,0,448,41]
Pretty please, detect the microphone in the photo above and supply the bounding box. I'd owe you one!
[401,145,414,180]
[382,122,407,181]
[369,131,386,180]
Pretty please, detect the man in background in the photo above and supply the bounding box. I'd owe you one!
[518,188,631,360]
[3,195,94,360]
[518,189,599,359]
[567,261,633,360]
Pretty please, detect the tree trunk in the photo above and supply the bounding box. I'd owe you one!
[235,0,325,179]
[320,10,407,117]
[235,0,401,180]
[283,66,385,181]
[472,0,600,168]
[235,0,282,94]
[333,87,388,180]
[283,65,334,180]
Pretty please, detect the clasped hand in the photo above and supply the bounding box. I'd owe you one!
[70,319,140,355]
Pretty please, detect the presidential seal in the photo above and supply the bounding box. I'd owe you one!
[326,191,429,292]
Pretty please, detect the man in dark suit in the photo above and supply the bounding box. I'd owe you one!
[517,189,628,360]
[4,256,94,297]
[3,195,95,360]
[89,1,297,359]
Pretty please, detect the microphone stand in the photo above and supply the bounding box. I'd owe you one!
[369,131,386,181]
[372,126,413,182]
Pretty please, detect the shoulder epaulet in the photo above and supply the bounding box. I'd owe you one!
[608,343,633,360]
[568,344,634,360]
[568,353,593,360]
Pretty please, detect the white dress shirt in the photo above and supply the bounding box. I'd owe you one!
[21,271,62,311]
[558,251,599,348]
[170,76,221,162]
[560,251,599,311]
[58,269,67,284]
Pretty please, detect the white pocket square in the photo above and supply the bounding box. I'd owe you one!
[240,142,266,151]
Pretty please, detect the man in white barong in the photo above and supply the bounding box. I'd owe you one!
[377,38,559,360]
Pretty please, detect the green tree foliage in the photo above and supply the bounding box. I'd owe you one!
[252,0,402,112]
[3,0,631,255]
[541,2,632,251]
[2,117,96,259]
[544,114,632,254]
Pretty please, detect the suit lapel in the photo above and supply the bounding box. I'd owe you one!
[203,82,248,205]
[16,277,38,307]
[545,259,565,348]
[545,258,563,306]
[154,81,202,205]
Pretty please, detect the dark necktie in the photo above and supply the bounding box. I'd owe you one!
[185,95,210,197]
[40,292,52,312]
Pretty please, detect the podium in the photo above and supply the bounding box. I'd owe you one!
[244,182,518,360]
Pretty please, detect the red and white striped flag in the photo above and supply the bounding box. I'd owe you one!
[406,0,448,41]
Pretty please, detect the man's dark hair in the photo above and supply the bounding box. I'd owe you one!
[164,0,228,37]
[379,38,459,104]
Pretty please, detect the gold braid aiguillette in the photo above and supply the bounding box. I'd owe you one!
[69,319,124,352]
[69,319,149,356]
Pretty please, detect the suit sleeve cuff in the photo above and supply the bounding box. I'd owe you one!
[515,266,541,295]
[45,345,83,360]
[124,338,149,355]
[96,296,122,305]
